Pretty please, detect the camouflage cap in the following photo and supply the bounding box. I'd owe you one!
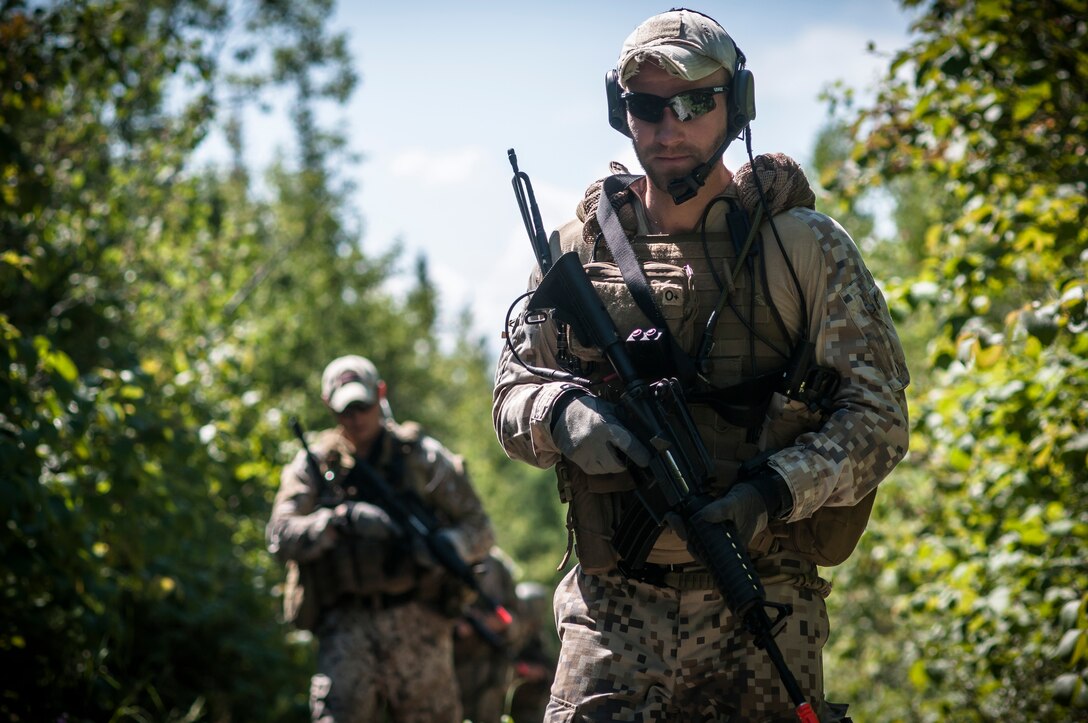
[321,355,380,413]
[617,8,737,85]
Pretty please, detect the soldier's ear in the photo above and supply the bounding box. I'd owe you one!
[377,381,387,401]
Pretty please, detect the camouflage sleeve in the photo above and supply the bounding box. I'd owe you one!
[492,233,594,469]
[266,446,340,563]
[492,293,582,467]
[415,434,495,564]
[764,208,911,521]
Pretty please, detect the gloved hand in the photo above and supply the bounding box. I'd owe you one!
[691,483,770,549]
[551,394,652,475]
[310,506,341,552]
[334,501,402,540]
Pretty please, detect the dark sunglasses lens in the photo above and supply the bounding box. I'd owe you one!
[673,90,717,121]
[625,90,719,123]
[625,93,667,122]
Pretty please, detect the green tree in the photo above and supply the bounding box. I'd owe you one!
[0,0,395,719]
[818,1,1087,719]
[2,3,567,720]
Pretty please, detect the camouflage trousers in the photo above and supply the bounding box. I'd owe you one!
[311,599,462,723]
[545,554,842,723]
[455,646,512,723]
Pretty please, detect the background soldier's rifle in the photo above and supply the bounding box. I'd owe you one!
[507,150,821,723]
[290,418,512,651]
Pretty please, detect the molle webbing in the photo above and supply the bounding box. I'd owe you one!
[627,232,792,484]
[598,174,698,385]
[629,233,791,387]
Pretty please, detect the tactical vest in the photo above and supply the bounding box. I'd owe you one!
[283,421,456,631]
[553,201,875,573]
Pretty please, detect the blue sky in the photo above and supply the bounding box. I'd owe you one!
[239,2,916,360]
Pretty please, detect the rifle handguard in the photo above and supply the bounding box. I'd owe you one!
[683,498,766,616]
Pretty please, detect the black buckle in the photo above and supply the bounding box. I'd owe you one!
[617,561,692,588]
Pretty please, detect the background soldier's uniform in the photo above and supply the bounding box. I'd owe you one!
[493,155,909,721]
[268,418,494,723]
[507,581,558,723]
[453,547,521,723]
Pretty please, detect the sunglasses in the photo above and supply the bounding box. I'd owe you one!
[622,86,726,124]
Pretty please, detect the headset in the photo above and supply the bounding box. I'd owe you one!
[604,16,757,204]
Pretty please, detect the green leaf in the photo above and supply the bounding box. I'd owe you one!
[1012,81,1052,122]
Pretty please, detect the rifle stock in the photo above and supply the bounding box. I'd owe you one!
[291,417,338,504]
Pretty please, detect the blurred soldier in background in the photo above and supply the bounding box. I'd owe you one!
[268,355,495,723]
[506,581,558,723]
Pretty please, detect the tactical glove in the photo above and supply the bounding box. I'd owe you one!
[335,501,402,540]
[691,483,770,549]
[309,506,341,553]
[551,394,652,475]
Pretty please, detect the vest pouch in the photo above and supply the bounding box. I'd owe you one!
[778,489,878,566]
[562,462,637,574]
[351,536,418,597]
[283,559,324,631]
[566,261,697,364]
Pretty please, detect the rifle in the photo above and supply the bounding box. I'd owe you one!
[506,150,821,723]
[290,416,337,503]
[290,417,513,651]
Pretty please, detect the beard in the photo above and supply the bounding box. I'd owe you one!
[633,125,730,193]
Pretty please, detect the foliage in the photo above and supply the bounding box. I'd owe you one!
[0,0,355,718]
[2,1,566,719]
[819,1,1088,719]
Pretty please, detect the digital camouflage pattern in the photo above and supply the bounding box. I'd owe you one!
[311,601,462,723]
[547,555,841,722]
[492,154,908,719]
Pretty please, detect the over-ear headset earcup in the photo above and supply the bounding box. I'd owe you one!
[727,67,756,140]
[605,69,632,138]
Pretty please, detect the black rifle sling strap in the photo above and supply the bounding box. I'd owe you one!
[596,174,698,385]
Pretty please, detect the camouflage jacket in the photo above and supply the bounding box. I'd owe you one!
[492,155,910,569]
[267,418,494,625]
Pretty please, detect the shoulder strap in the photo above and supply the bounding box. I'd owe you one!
[596,174,698,384]
[596,175,661,326]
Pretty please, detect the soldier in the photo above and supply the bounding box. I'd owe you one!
[506,581,557,723]
[493,8,910,722]
[269,355,495,723]
[453,546,519,723]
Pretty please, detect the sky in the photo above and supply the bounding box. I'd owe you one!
[237,2,917,361]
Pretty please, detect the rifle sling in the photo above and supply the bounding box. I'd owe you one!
[597,174,698,385]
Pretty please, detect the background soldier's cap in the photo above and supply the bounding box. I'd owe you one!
[617,8,737,85]
[321,355,380,413]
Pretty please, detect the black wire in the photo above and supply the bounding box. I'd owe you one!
[503,291,537,375]
[697,195,731,293]
[747,255,757,370]
[503,291,590,386]
[744,130,810,341]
